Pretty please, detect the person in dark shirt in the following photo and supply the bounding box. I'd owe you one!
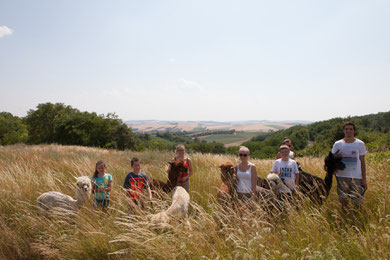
[123,157,152,211]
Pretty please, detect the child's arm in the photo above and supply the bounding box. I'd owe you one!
[91,180,96,194]
[123,175,132,198]
[295,173,300,186]
[104,180,112,192]
[147,187,152,200]
[294,162,300,186]
[188,159,193,177]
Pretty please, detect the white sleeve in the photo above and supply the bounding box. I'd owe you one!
[271,161,278,173]
[293,162,299,174]
[331,142,339,154]
[359,142,367,156]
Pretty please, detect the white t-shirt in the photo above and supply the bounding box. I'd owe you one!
[332,138,367,179]
[271,159,299,192]
[236,164,254,193]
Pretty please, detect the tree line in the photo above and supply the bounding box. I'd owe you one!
[1,103,389,158]
[0,103,230,154]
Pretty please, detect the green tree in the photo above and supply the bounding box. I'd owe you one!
[0,112,28,145]
[24,103,72,144]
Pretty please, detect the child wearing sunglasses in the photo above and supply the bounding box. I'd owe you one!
[236,146,258,200]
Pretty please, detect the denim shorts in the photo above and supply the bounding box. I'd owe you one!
[94,198,110,209]
[336,177,365,206]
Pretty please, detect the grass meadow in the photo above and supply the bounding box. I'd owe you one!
[0,144,389,259]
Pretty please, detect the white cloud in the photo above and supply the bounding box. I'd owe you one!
[176,78,204,91]
[0,26,13,38]
[169,58,175,63]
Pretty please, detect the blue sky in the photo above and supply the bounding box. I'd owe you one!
[1,0,389,121]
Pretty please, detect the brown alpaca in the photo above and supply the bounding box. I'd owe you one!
[217,162,238,207]
[149,160,187,193]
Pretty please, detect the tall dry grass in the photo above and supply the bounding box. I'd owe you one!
[0,144,389,259]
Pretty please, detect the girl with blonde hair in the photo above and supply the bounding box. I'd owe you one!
[167,144,193,192]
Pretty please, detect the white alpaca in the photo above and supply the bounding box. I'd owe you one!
[267,173,292,196]
[149,186,191,229]
[37,176,92,215]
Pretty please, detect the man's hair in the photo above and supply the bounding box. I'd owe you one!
[131,157,140,166]
[343,122,356,131]
[279,145,290,151]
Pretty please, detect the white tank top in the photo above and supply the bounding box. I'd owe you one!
[236,164,253,193]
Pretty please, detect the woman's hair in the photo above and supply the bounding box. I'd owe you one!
[238,146,250,154]
[176,144,185,151]
[93,160,106,178]
[131,157,140,166]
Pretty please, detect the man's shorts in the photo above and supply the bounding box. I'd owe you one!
[93,198,110,209]
[336,177,365,206]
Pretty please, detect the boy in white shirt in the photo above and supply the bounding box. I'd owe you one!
[271,145,300,195]
[332,122,367,210]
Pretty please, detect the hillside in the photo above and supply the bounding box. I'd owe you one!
[125,120,304,133]
[243,111,390,158]
[0,144,389,259]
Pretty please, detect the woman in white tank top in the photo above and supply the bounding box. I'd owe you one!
[236,146,258,199]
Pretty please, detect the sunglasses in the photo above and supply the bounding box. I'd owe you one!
[176,150,185,152]
[239,153,248,157]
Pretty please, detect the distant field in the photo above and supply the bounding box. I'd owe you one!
[199,131,263,146]
[127,120,299,133]
[149,135,175,145]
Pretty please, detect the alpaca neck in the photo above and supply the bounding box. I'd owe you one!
[225,179,236,196]
[167,170,180,191]
[75,190,90,208]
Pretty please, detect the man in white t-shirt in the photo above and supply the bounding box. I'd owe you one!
[271,145,300,195]
[332,122,367,210]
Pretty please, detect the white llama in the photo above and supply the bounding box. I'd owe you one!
[37,176,92,215]
[148,186,191,229]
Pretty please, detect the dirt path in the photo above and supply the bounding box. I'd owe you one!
[224,138,252,147]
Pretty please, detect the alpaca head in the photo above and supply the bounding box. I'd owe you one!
[267,173,282,189]
[75,176,92,201]
[267,173,291,195]
[324,151,345,175]
[167,160,187,187]
[219,162,237,187]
